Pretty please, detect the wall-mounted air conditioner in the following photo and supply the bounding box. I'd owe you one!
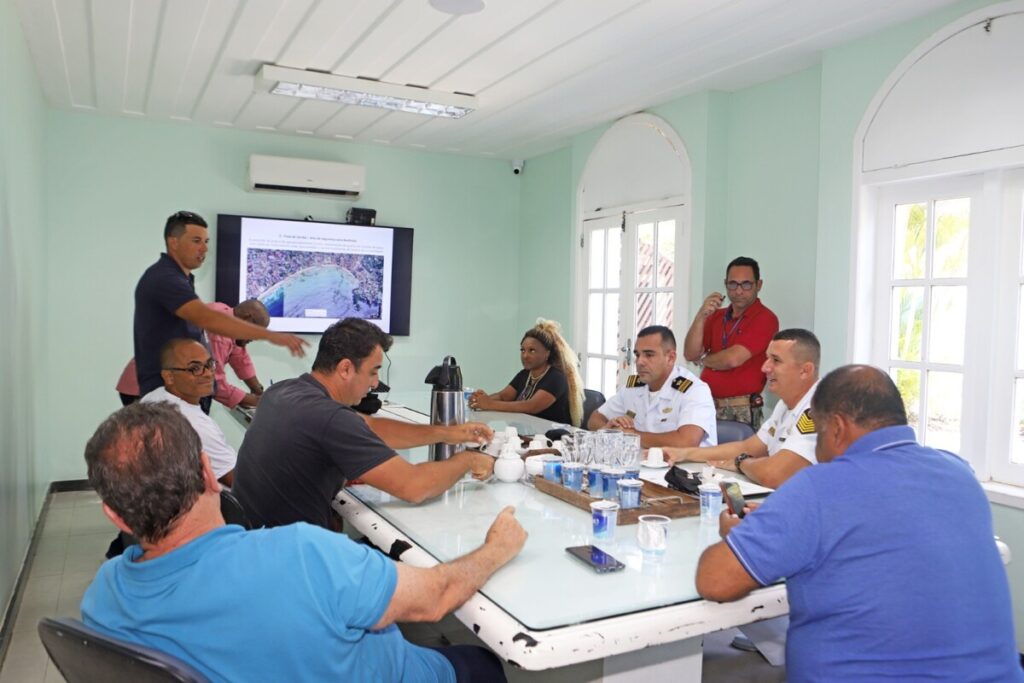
[247,154,364,200]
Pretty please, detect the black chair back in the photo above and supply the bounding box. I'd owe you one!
[716,419,755,444]
[582,389,606,427]
[220,488,251,529]
[38,617,211,683]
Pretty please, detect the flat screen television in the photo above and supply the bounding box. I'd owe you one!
[215,214,413,335]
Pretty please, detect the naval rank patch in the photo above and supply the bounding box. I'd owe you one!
[671,376,693,393]
[626,374,646,388]
[796,409,816,435]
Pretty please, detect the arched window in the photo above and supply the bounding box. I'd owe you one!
[574,114,693,397]
[852,2,1024,486]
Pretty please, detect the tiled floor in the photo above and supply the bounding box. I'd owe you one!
[1,491,783,682]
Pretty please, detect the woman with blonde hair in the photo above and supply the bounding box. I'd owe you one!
[469,319,584,427]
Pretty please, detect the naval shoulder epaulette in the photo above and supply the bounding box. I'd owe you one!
[796,409,816,435]
[671,376,693,393]
[625,374,646,388]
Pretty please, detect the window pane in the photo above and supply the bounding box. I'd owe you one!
[603,293,619,356]
[1013,379,1024,465]
[893,203,927,279]
[892,368,921,434]
[656,220,675,288]
[587,293,602,353]
[587,357,602,392]
[656,292,674,328]
[637,223,654,288]
[890,287,924,361]
[635,292,653,331]
[606,228,621,289]
[604,359,617,399]
[926,371,962,452]
[588,230,604,289]
[928,286,966,365]
[932,198,969,278]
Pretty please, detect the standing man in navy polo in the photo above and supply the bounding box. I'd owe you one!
[683,256,779,430]
[133,211,308,399]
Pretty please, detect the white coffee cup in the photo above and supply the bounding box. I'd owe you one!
[529,437,547,451]
[646,447,664,466]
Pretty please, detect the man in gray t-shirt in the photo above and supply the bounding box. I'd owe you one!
[234,318,494,530]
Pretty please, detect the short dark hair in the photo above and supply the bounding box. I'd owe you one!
[726,256,760,282]
[811,364,908,429]
[772,328,820,369]
[84,403,205,543]
[164,210,208,240]
[159,337,206,369]
[637,325,676,350]
[312,318,393,373]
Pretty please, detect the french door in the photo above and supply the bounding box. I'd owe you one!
[577,205,688,398]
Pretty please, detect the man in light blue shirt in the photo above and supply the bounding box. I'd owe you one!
[81,402,525,682]
[695,364,1022,683]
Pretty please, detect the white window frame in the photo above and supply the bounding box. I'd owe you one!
[868,170,1024,486]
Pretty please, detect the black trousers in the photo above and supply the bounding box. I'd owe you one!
[433,645,506,682]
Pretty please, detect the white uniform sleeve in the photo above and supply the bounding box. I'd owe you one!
[781,409,818,464]
[674,382,718,446]
[597,389,628,420]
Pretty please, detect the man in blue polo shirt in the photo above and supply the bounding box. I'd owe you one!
[82,402,523,682]
[133,210,307,397]
[695,364,1022,682]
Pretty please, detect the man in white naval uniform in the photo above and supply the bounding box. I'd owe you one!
[588,326,717,449]
[664,328,820,490]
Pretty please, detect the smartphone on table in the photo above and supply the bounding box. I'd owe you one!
[565,545,626,573]
[720,481,747,518]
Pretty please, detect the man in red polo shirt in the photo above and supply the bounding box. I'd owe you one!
[683,256,779,430]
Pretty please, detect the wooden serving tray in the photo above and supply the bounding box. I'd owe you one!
[533,476,699,525]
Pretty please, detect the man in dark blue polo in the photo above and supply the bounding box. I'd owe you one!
[133,210,308,398]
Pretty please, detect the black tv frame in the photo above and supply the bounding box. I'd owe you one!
[215,213,413,335]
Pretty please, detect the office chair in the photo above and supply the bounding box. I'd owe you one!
[582,389,606,427]
[716,419,755,444]
[38,617,210,683]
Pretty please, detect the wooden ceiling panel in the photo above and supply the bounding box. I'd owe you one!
[314,104,391,138]
[334,1,452,80]
[13,0,72,107]
[276,98,346,133]
[248,0,318,65]
[170,0,247,120]
[121,0,165,115]
[90,0,132,113]
[303,0,398,73]
[54,0,95,109]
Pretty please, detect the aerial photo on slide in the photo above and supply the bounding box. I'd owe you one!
[246,249,384,319]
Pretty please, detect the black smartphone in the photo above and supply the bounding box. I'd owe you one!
[565,545,626,573]
[720,481,746,518]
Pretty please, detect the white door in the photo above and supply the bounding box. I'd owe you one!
[578,206,687,399]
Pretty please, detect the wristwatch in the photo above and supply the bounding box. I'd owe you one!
[734,452,752,474]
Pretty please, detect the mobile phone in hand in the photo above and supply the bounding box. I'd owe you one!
[565,545,626,573]
[720,481,746,518]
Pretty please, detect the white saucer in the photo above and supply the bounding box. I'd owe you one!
[641,461,670,469]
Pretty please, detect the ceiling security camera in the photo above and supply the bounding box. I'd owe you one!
[511,160,525,175]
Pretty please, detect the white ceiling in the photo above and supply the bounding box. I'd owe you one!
[14,0,961,160]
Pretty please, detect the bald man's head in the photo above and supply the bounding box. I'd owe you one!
[811,365,907,430]
[234,299,270,328]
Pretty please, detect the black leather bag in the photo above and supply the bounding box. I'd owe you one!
[664,467,702,496]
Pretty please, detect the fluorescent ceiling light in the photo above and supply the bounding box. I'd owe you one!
[259,64,476,119]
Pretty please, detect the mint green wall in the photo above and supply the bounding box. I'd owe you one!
[0,0,48,625]
[992,504,1024,650]
[516,147,573,336]
[722,67,821,333]
[41,111,521,480]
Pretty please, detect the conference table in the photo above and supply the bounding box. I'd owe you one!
[329,401,789,681]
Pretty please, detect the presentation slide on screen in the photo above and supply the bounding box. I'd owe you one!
[238,217,394,333]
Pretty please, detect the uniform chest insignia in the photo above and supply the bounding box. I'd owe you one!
[796,409,816,435]
[671,376,693,393]
[625,410,637,419]
[768,426,776,437]
[662,407,673,414]
[626,374,646,388]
